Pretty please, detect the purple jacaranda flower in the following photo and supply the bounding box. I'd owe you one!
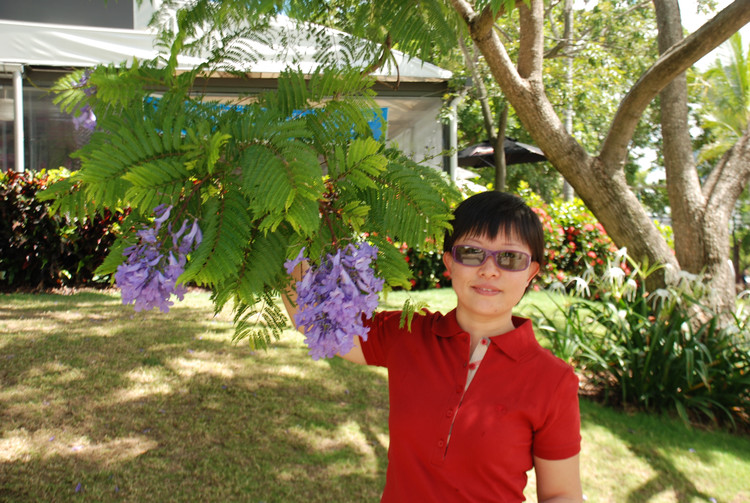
[285,248,307,274]
[78,68,96,96]
[70,69,97,132]
[72,105,96,132]
[285,242,384,360]
[154,204,172,227]
[115,206,201,313]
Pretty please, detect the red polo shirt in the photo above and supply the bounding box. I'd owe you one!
[360,309,581,502]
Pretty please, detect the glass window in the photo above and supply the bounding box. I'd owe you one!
[0,81,84,173]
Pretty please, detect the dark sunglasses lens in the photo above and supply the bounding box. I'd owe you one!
[454,246,486,266]
[495,251,529,271]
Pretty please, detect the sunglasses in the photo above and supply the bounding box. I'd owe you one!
[451,245,531,272]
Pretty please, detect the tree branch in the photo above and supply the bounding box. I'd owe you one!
[450,0,480,26]
[704,126,750,208]
[449,0,527,93]
[517,0,545,79]
[599,0,750,174]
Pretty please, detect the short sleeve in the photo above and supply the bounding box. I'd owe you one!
[359,310,405,367]
[532,368,581,460]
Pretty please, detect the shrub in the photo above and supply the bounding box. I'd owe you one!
[0,169,127,291]
[533,253,750,429]
[392,240,450,291]
[518,183,627,289]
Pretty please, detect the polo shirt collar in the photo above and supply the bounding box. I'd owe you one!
[433,309,538,362]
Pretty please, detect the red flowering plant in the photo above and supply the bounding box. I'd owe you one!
[1,168,128,291]
[392,237,450,291]
[518,183,628,292]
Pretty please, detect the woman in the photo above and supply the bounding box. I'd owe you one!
[285,191,582,502]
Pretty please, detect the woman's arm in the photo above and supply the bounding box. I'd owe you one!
[534,454,583,503]
[282,262,367,365]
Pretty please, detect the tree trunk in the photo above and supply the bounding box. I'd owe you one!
[459,0,678,273]
[495,105,508,191]
[654,0,706,273]
[653,0,732,311]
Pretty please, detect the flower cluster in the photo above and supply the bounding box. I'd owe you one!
[115,205,202,313]
[72,69,97,132]
[285,242,384,360]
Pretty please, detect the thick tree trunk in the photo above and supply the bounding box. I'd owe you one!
[654,0,749,311]
[654,0,706,273]
[702,128,750,307]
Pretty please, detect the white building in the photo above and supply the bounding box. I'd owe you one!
[0,0,459,178]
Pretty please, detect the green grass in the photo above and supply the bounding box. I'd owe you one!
[1,288,749,502]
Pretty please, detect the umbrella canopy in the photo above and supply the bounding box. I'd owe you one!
[457,138,546,167]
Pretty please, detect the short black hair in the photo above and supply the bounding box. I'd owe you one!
[443,191,545,266]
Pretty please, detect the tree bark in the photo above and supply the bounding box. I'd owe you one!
[654,0,707,274]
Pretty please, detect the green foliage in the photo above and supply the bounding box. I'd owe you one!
[40,17,460,348]
[534,254,750,429]
[693,33,750,285]
[281,0,464,63]
[694,33,750,164]
[399,297,430,330]
[543,1,659,155]
[0,169,127,290]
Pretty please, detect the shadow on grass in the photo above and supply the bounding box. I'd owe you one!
[580,399,750,502]
[1,291,389,502]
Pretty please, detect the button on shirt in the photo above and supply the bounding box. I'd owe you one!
[360,309,581,502]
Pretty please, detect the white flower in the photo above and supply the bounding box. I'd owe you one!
[613,246,628,266]
[624,278,638,302]
[548,281,566,294]
[602,266,626,286]
[648,288,673,311]
[569,276,590,297]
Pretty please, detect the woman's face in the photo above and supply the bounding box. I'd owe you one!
[444,231,540,329]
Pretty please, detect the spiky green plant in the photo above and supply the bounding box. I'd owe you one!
[534,251,750,429]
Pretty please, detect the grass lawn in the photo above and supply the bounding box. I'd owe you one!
[1,288,748,502]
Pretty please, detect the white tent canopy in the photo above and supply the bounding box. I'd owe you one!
[0,16,452,80]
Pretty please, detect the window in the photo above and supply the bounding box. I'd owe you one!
[0,81,83,173]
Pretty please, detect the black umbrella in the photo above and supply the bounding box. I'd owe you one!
[457,138,546,167]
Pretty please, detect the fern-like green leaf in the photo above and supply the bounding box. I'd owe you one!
[231,290,287,349]
[181,191,253,286]
[399,298,429,330]
[233,230,291,305]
